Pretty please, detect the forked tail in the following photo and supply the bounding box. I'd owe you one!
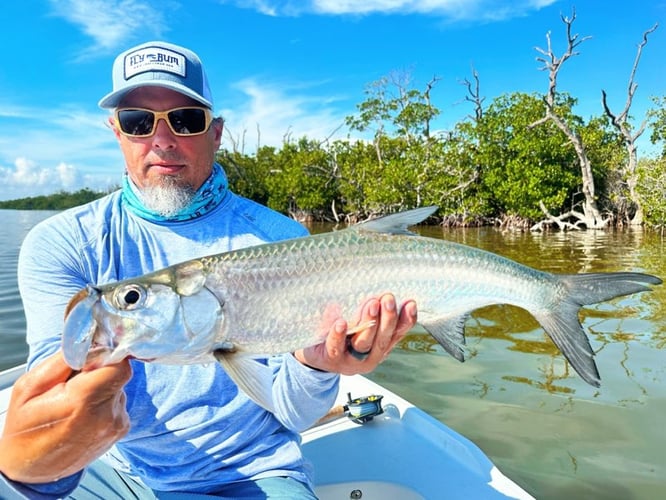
[533,272,662,387]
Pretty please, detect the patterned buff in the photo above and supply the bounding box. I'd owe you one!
[121,162,229,222]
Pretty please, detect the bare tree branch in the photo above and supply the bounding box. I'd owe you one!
[530,8,607,229]
[461,67,485,121]
[423,75,441,138]
[602,23,658,138]
[601,22,658,225]
[531,200,587,231]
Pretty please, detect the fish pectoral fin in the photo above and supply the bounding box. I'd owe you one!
[62,288,100,370]
[420,314,469,362]
[214,351,276,414]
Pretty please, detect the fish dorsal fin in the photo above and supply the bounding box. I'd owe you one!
[355,206,438,235]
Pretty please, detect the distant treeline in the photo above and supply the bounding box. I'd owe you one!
[0,188,110,211]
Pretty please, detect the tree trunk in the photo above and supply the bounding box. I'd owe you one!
[601,23,658,226]
[531,9,607,229]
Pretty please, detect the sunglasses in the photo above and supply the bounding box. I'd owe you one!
[114,107,213,137]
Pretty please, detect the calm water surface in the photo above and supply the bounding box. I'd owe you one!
[0,210,58,369]
[2,210,665,498]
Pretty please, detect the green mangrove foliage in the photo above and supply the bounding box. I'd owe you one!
[217,82,660,227]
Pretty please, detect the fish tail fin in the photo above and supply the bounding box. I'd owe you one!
[533,301,601,387]
[534,272,661,387]
[560,272,662,306]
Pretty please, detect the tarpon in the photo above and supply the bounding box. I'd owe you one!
[62,206,662,411]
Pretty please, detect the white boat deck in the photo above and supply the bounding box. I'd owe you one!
[0,365,534,499]
[303,374,533,499]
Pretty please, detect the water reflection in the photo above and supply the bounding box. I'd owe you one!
[421,225,655,274]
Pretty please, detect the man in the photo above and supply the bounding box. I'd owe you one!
[0,41,417,498]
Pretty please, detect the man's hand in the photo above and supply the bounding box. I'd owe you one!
[294,293,417,374]
[0,351,131,483]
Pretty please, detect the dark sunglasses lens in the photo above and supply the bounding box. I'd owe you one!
[168,108,207,134]
[118,110,155,136]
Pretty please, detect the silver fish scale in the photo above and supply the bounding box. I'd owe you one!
[199,229,557,355]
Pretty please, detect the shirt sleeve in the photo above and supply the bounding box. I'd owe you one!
[18,214,90,368]
[269,354,339,432]
[10,216,88,493]
[0,471,83,499]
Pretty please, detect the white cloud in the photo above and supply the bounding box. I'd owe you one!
[220,0,558,20]
[220,79,351,153]
[0,103,123,201]
[0,158,113,201]
[0,158,120,200]
[47,0,168,57]
[9,158,75,188]
[55,162,82,189]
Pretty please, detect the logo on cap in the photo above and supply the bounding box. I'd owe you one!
[124,47,186,80]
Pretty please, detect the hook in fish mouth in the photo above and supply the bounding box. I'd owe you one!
[62,285,101,370]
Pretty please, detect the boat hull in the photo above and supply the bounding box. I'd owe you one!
[0,365,533,499]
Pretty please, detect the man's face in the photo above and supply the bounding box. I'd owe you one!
[111,86,223,195]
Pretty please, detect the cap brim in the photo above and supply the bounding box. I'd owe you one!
[98,81,213,109]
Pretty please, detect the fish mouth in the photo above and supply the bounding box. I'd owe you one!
[62,285,102,370]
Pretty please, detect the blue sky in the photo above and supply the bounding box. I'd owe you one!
[1,0,664,201]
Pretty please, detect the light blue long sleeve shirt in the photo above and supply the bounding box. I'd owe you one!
[4,188,339,497]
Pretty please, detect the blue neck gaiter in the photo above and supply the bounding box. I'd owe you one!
[122,162,229,222]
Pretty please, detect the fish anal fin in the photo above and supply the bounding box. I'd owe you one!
[214,350,276,413]
[420,314,469,362]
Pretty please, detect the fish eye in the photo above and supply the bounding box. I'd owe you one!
[114,284,147,310]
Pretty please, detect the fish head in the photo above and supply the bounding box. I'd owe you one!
[62,262,223,370]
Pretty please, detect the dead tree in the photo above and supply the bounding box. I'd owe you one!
[461,67,485,122]
[422,75,441,139]
[601,23,658,226]
[531,9,608,229]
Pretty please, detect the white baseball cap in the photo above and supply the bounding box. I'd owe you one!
[99,41,213,109]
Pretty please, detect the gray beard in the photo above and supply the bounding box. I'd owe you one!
[141,177,196,217]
